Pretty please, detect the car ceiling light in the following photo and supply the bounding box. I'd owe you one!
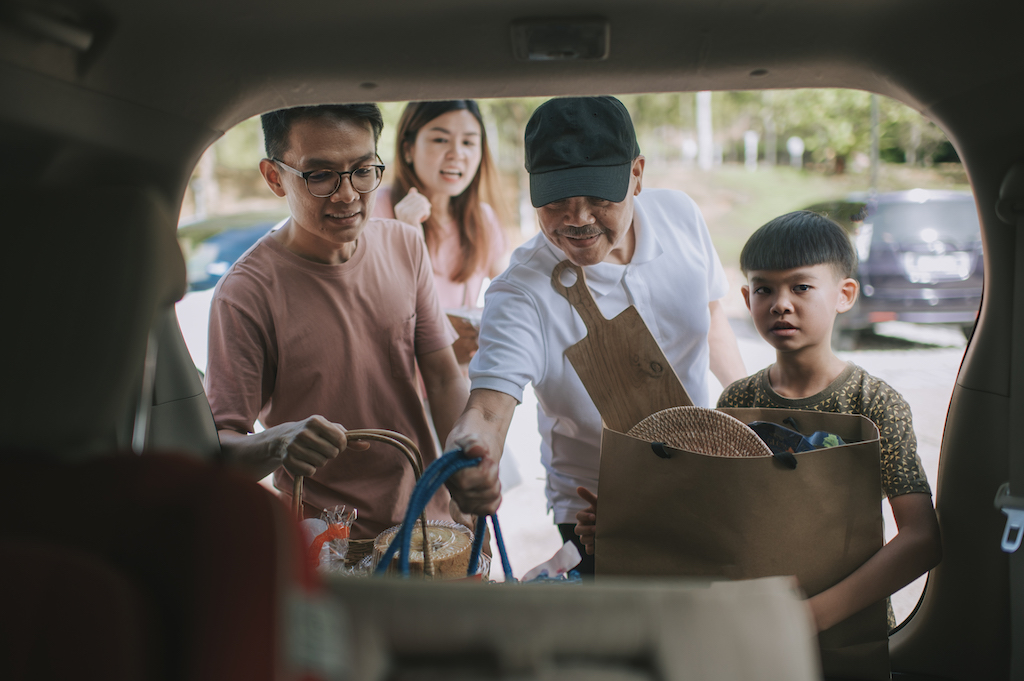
[5,6,94,52]
[511,18,610,61]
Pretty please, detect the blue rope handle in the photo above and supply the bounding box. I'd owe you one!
[373,451,468,575]
[374,448,514,581]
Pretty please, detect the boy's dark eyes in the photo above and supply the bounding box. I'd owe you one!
[752,284,810,294]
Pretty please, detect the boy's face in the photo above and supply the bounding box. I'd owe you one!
[742,264,859,354]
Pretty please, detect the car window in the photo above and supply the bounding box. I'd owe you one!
[178,90,972,629]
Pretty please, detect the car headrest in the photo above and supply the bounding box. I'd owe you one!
[3,185,186,458]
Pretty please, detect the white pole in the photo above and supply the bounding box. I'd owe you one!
[787,136,805,170]
[744,130,760,172]
[697,91,713,171]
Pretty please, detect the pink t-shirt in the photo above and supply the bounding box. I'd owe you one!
[205,218,458,539]
[374,187,507,309]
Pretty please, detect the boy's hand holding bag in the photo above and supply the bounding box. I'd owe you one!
[551,260,890,681]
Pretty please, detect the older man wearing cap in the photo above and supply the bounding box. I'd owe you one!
[445,96,746,573]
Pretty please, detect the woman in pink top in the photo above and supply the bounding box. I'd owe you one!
[375,100,507,366]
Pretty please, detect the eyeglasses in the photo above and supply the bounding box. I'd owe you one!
[272,156,386,197]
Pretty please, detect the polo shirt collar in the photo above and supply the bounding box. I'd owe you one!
[543,196,665,298]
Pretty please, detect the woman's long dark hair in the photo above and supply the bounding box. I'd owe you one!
[392,100,501,284]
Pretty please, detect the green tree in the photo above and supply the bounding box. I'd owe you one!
[213,116,264,170]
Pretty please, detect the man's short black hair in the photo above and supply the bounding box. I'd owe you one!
[740,210,858,279]
[260,104,384,160]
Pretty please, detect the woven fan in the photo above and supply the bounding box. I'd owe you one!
[626,406,773,458]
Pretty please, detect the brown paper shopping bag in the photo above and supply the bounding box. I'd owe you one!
[596,407,890,681]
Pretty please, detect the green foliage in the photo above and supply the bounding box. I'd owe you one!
[478,97,546,171]
[377,101,408,166]
[721,89,953,171]
[769,89,872,164]
[356,89,954,176]
[185,90,961,226]
[213,116,265,170]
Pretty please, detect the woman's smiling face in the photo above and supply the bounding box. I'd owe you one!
[406,109,483,200]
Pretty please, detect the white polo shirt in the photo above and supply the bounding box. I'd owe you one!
[469,188,728,523]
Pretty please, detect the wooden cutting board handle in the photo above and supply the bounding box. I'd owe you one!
[551,260,606,334]
[550,258,693,432]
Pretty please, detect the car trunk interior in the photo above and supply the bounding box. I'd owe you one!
[3,1,1023,678]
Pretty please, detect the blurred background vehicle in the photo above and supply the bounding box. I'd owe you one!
[178,211,287,292]
[805,189,983,344]
[175,211,286,374]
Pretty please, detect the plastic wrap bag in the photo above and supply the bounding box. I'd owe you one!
[299,505,357,574]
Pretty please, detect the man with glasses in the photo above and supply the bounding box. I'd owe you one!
[205,104,473,540]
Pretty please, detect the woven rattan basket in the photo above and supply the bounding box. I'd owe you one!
[292,428,426,568]
[626,406,773,458]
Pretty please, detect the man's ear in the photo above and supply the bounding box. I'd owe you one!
[632,155,645,196]
[741,284,752,312]
[259,158,287,198]
[836,277,859,313]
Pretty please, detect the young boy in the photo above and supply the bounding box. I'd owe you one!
[575,210,942,632]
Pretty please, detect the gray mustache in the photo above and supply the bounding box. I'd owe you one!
[558,227,603,238]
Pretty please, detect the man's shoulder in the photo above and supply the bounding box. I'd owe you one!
[360,218,429,269]
[207,237,285,324]
[638,186,697,203]
[494,233,559,288]
[635,187,708,249]
[637,187,701,216]
[367,216,422,243]
[215,235,278,294]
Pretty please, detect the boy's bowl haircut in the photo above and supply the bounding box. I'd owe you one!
[740,211,857,279]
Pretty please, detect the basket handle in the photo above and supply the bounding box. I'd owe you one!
[292,428,434,574]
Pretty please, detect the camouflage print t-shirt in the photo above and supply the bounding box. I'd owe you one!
[716,362,932,499]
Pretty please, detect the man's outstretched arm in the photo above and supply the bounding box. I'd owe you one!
[443,388,518,516]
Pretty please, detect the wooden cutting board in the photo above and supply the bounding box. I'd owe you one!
[550,259,693,433]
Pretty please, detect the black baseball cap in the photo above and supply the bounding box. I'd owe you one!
[525,96,641,208]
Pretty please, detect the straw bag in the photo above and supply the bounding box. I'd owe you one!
[627,406,773,458]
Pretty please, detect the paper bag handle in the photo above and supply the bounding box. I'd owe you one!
[649,440,797,468]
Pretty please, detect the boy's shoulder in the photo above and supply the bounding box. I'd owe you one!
[715,362,909,415]
[833,363,910,410]
[716,367,771,408]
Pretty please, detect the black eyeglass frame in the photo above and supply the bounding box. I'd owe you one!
[271,155,386,197]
